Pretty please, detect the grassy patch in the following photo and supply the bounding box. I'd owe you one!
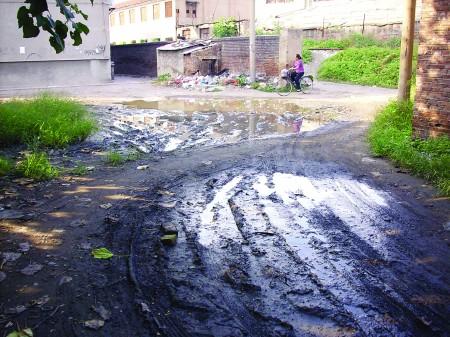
[106,151,125,166]
[70,164,89,176]
[17,152,59,181]
[0,156,13,176]
[318,47,403,88]
[156,73,171,84]
[368,101,450,195]
[0,94,97,148]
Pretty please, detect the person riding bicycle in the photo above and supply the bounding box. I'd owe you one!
[290,54,304,91]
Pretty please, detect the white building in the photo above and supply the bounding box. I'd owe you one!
[109,0,251,44]
[256,0,422,31]
[0,0,111,89]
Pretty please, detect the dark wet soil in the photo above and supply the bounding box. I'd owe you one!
[1,119,450,337]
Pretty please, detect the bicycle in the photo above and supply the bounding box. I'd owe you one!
[275,69,314,96]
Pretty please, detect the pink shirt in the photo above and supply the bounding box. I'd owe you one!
[294,59,304,73]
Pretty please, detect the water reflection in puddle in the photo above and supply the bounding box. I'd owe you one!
[92,99,343,153]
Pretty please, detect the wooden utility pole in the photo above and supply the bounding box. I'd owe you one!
[249,0,256,82]
[398,0,416,101]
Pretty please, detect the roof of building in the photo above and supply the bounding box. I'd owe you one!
[158,40,212,52]
[111,0,154,11]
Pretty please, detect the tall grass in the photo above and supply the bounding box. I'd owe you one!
[368,101,450,195]
[16,152,59,181]
[318,47,401,87]
[0,94,97,148]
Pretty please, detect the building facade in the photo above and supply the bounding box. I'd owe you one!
[0,0,111,89]
[109,0,250,44]
[256,0,422,38]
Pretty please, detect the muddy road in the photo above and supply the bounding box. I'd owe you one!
[1,101,450,337]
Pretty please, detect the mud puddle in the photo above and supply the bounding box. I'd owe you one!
[89,99,350,154]
[134,165,450,337]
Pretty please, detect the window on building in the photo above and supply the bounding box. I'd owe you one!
[165,1,173,17]
[266,0,294,3]
[129,8,136,23]
[153,4,160,19]
[200,28,210,39]
[140,7,148,22]
[119,11,125,25]
[110,13,116,26]
[182,29,191,39]
[186,1,197,18]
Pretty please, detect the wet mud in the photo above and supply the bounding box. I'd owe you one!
[1,101,449,337]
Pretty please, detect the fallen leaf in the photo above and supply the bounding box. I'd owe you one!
[99,203,112,210]
[21,263,43,276]
[84,319,104,330]
[92,304,111,320]
[140,302,150,312]
[91,248,114,259]
[6,328,33,337]
[137,165,149,170]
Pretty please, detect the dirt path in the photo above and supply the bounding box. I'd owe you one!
[1,81,449,336]
[1,120,449,337]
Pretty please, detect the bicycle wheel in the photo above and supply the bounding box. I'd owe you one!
[276,81,293,96]
[300,76,313,93]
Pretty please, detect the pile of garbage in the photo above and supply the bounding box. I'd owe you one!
[164,72,273,92]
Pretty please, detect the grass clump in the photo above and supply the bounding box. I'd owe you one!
[318,47,402,88]
[0,94,97,148]
[0,156,14,176]
[106,151,125,166]
[156,73,171,84]
[368,101,450,195]
[17,152,59,181]
[70,164,89,176]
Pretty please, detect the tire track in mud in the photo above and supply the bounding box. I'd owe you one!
[138,164,450,337]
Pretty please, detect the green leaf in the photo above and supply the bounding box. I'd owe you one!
[28,0,48,15]
[7,328,33,337]
[92,248,114,259]
[55,20,68,40]
[49,35,64,53]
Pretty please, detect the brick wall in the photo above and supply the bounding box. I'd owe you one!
[215,36,280,76]
[412,0,449,138]
[111,42,168,77]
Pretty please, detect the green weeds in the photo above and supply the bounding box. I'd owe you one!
[106,151,125,166]
[368,101,450,195]
[156,73,171,83]
[0,156,13,176]
[16,152,59,181]
[0,94,97,148]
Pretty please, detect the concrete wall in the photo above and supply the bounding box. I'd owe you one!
[256,0,422,32]
[413,0,450,139]
[157,49,185,76]
[111,42,168,77]
[217,36,280,76]
[110,0,176,44]
[184,44,222,75]
[0,0,111,89]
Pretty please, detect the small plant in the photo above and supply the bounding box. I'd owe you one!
[140,39,148,43]
[17,152,59,181]
[131,40,136,44]
[251,82,260,90]
[92,247,114,259]
[213,17,238,38]
[151,37,160,42]
[156,73,171,83]
[236,74,247,87]
[0,156,13,176]
[70,163,88,176]
[106,150,125,166]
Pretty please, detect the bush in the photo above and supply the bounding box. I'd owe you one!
[156,73,171,84]
[213,17,238,38]
[152,38,161,42]
[0,94,97,148]
[368,101,450,195]
[0,156,13,176]
[318,47,401,87]
[17,152,59,180]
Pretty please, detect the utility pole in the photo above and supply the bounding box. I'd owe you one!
[249,0,256,82]
[398,0,416,101]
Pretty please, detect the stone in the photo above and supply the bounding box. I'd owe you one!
[18,242,30,252]
[84,319,104,330]
[161,223,178,235]
[21,263,43,276]
[137,165,149,170]
[92,304,111,320]
[99,203,113,210]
